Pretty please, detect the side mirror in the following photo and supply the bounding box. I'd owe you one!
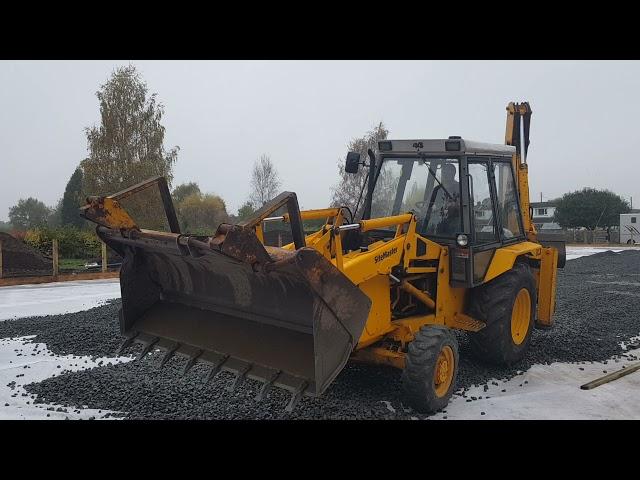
[345,152,361,174]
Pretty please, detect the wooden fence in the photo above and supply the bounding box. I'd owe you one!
[0,240,119,287]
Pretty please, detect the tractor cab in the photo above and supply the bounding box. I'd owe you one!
[347,137,525,287]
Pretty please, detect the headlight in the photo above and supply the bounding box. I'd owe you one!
[456,234,469,247]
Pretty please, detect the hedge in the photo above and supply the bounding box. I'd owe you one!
[23,226,102,259]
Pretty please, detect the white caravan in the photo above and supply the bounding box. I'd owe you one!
[620,213,640,244]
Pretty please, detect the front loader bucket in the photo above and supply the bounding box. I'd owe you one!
[98,224,371,409]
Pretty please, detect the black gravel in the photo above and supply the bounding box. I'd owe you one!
[0,300,125,358]
[4,250,640,419]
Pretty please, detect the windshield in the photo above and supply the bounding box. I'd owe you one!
[370,157,462,237]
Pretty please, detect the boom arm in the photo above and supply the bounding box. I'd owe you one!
[505,102,537,240]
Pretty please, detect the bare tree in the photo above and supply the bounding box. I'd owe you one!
[249,154,281,207]
[330,122,389,219]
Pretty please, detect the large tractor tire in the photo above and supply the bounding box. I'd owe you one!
[401,325,459,414]
[468,262,536,366]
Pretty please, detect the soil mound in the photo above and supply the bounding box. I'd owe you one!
[0,232,52,277]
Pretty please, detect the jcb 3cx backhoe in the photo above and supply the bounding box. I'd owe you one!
[81,102,564,413]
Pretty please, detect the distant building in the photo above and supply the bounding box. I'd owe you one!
[473,199,493,227]
[530,201,562,231]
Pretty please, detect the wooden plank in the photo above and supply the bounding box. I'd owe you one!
[0,271,119,287]
[101,242,107,273]
[580,362,640,390]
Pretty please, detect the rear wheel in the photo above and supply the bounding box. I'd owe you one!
[401,325,459,413]
[468,262,536,365]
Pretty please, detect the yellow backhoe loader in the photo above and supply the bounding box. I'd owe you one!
[81,102,564,413]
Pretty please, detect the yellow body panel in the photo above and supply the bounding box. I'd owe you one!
[356,275,394,347]
[343,235,406,285]
[537,247,558,326]
[351,347,405,369]
[483,241,541,283]
[434,248,469,327]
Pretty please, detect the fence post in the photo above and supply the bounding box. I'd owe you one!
[0,240,3,278]
[52,239,59,277]
[101,242,107,273]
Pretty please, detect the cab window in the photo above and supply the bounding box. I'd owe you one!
[421,160,462,237]
[493,161,523,239]
[468,161,498,243]
[370,157,462,238]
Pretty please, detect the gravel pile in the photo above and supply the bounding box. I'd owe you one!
[0,301,124,358]
[5,249,640,419]
[0,232,52,277]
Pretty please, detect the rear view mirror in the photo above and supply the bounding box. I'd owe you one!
[345,152,361,174]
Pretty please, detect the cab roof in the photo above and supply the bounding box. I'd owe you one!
[378,138,516,157]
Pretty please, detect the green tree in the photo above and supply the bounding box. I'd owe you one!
[48,198,63,228]
[8,198,52,230]
[330,122,389,219]
[236,201,256,222]
[177,192,229,233]
[554,188,630,229]
[172,182,201,205]
[0,220,13,233]
[81,64,179,197]
[61,167,85,227]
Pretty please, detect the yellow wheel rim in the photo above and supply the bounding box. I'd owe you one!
[434,345,455,398]
[511,288,531,345]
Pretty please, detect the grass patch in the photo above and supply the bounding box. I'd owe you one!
[59,258,90,271]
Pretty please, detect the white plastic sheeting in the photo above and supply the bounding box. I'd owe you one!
[0,336,131,420]
[0,279,121,321]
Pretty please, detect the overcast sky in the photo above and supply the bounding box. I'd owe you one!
[1,60,639,221]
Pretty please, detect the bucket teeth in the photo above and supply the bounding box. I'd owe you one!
[159,343,181,368]
[116,333,137,355]
[227,363,252,393]
[135,337,159,361]
[255,370,281,402]
[285,380,308,413]
[181,350,203,377]
[205,354,229,384]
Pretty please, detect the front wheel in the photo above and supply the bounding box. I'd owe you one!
[401,325,459,413]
